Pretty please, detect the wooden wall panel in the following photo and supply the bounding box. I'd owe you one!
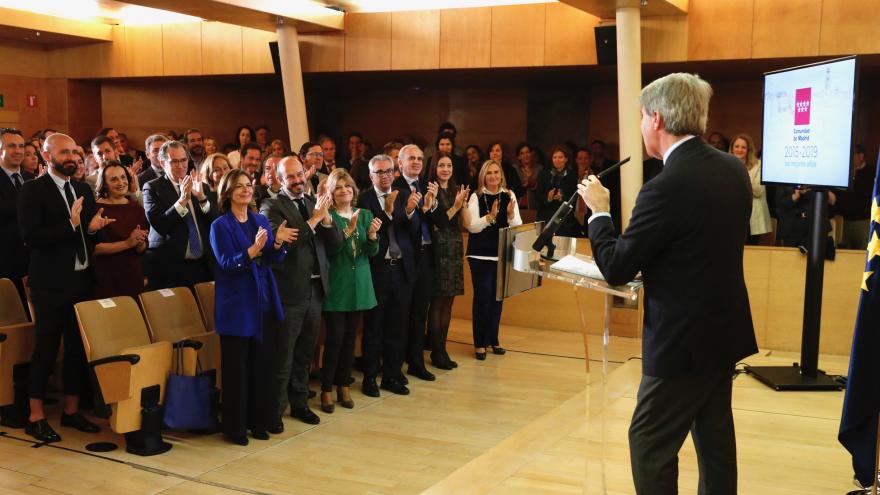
[641,15,688,63]
[819,0,880,55]
[101,80,288,152]
[299,33,344,72]
[0,75,53,138]
[391,10,440,70]
[448,88,527,154]
[490,4,546,68]
[48,25,126,79]
[439,7,491,69]
[162,22,202,76]
[0,41,49,78]
[201,22,243,75]
[705,80,763,149]
[66,80,102,146]
[687,0,753,61]
[752,0,820,59]
[242,27,276,74]
[344,13,392,72]
[124,24,163,77]
[544,2,599,66]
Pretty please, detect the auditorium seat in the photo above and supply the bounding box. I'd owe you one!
[0,278,34,413]
[74,296,173,456]
[139,287,221,389]
[193,281,215,333]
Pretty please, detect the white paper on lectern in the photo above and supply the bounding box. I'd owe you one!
[549,254,606,281]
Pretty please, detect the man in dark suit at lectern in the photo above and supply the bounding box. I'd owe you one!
[579,73,758,495]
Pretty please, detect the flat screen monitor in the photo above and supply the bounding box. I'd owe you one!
[761,56,858,189]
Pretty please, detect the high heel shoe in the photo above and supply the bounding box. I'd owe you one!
[475,349,487,360]
[491,346,506,355]
[320,392,335,414]
[336,388,354,409]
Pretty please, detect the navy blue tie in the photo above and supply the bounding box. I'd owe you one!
[184,204,203,258]
[411,181,431,244]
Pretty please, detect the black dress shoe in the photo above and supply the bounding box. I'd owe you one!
[449,359,458,368]
[380,378,410,395]
[475,351,487,360]
[308,390,317,399]
[336,391,354,409]
[60,412,100,433]
[348,376,356,385]
[225,433,249,446]
[362,378,380,397]
[407,367,436,381]
[267,420,284,434]
[491,346,506,355]
[250,430,270,440]
[400,375,409,386]
[291,407,321,425]
[431,359,453,371]
[25,419,61,443]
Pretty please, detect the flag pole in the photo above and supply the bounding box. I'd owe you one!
[873,413,880,495]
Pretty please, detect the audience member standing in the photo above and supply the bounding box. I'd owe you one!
[535,146,579,237]
[320,169,380,412]
[239,142,263,181]
[138,134,168,189]
[730,134,771,245]
[393,145,437,382]
[143,140,216,290]
[590,140,621,227]
[357,154,420,396]
[227,125,255,169]
[18,133,114,442]
[837,144,875,249]
[466,160,522,360]
[426,153,471,370]
[513,143,542,209]
[487,142,523,201]
[210,168,296,445]
[319,136,343,173]
[93,162,149,299]
[775,186,836,249]
[0,128,33,305]
[464,145,483,189]
[184,128,207,170]
[199,153,232,206]
[261,156,342,428]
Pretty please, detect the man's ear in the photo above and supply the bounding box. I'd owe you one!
[653,111,663,131]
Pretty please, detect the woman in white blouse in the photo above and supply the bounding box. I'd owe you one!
[465,160,522,360]
[730,134,771,245]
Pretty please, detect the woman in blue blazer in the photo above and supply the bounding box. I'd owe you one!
[209,168,297,446]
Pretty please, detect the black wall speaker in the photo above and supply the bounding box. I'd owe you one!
[594,25,617,66]
[269,41,281,75]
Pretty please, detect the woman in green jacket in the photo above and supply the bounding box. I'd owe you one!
[320,169,381,413]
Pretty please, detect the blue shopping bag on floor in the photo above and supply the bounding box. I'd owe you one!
[163,346,217,430]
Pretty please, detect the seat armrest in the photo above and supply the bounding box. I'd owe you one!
[91,354,140,404]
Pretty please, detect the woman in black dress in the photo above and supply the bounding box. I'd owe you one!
[425,153,471,369]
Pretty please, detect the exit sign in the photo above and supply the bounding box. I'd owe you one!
[27,95,37,108]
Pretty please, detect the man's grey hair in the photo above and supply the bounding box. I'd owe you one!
[639,73,713,136]
[158,139,188,163]
[145,133,168,150]
[398,144,422,160]
[368,154,394,172]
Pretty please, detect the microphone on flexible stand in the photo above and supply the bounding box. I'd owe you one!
[531,157,630,258]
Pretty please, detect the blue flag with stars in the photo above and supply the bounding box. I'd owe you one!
[839,150,880,488]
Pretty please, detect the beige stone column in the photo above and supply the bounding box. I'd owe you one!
[276,20,310,148]
[615,5,643,230]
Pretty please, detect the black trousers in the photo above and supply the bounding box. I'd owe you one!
[220,330,273,437]
[468,258,503,348]
[363,263,413,380]
[628,368,737,495]
[27,272,92,400]
[147,256,211,291]
[320,311,360,392]
[405,245,434,370]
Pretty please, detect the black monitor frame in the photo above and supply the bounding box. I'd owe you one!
[759,55,859,191]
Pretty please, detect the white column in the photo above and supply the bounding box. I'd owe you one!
[276,20,310,149]
[615,6,643,231]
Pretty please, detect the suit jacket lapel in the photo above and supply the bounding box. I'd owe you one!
[41,174,72,219]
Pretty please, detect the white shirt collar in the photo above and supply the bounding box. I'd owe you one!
[374,186,392,197]
[1,165,21,180]
[48,167,71,188]
[283,187,305,201]
[662,135,696,164]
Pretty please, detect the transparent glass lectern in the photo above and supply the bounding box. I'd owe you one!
[497,222,642,494]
